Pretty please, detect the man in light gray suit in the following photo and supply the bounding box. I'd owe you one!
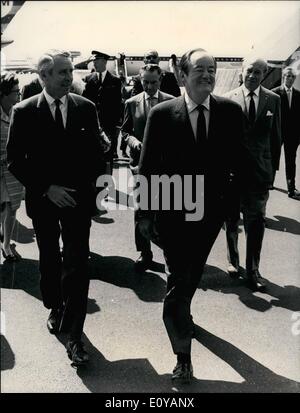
[224,57,281,291]
[121,64,174,272]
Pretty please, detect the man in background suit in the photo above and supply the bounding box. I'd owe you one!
[224,57,281,290]
[272,66,300,199]
[7,50,110,367]
[131,50,181,98]
[83,50,122,173]
[121,64,174,272]
[21,75,43,100]
[138,49,244,383]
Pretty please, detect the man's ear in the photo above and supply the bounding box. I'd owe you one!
[179,70,185,84]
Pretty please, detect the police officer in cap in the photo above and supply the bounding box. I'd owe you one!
[83,50,122,171]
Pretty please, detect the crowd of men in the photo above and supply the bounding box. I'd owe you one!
[2,47,299,382]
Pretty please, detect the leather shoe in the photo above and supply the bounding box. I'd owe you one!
[288,189,300,199]
[247,270,267,292]
[67,340,89,367]
[134,253,153,272]
[172,362,193,384]
[47,308,63,334]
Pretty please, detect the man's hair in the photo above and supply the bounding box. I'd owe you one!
[140,64,162,76]
[179,48,216,75]
[242,57,268,74]
[282,66,297,77]
[37,49,71,75]
[0,71,19,97]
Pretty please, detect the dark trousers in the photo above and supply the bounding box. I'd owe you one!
[226,190,269,273]
[160,210,225,355]
[32,199,91,341]
[134,210,152,255]
[104,127,120,173]
[284,139,299,192]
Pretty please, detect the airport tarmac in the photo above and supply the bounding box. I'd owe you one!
[1,153,300,393]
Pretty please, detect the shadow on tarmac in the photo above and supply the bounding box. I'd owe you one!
[11,220,36,244]
[0,335,15,371]
[0,253,166,304]
[88,252,166,303]
[265,215,300,235]
[200,265,300,312]
[54,327,300,393]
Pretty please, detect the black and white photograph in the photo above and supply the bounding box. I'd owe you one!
[1,0,299,397]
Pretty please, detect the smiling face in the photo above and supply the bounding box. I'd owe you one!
[283,70,296,89]
[181,51,216,103]
[242,59,268,92]
[42,55,73,99]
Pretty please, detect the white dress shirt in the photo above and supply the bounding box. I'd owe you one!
[284,85,293,108]
[43,89,68,128]
[144,90,159,114]
[97,70,107,83]
[184,91,210,139]
[242,84,260,113]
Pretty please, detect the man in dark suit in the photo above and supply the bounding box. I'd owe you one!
[130,50,181,98]
[224,57,281,289]
[121,64,174,272]
[7,50,110,366]
[272,66,300,199]
[21,75,43,100]
[138,48,244,383]
[83,50,122,172]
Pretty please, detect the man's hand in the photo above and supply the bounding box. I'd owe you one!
[132,140,142,151]
[46,185,77,208]
[139,217,158,241]
[100,130,111,153]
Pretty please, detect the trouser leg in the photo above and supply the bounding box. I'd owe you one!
[32,208,63,310]
[241,191,269,273]
[60,208,91,341]
[162,214,224,355]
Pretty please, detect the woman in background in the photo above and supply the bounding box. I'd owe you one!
[0,72,23,261]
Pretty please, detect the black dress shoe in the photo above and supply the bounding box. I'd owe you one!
[247,270,267,292]
[172,362,193,384]
[288,189,300,199]
[134,253,153,272]
[67,340,89,367]
[47,308,63,334]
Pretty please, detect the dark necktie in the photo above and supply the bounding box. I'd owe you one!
[54,99,64,131]
[248,91,256,124]
[286,88,292,108]
[196,104,207,172]
[99,72,102,85]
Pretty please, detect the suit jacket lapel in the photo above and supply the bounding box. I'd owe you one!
[136,92,147,123]
[234,87,247,116]
[256,86,269,119]
[66,93,78,130]
[37,92,56,127]
[174,95,195,146]
[208,95,218,140]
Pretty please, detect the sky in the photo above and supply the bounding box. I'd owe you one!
[2,0,300,63]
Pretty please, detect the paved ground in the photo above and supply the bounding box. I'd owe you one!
[1,153,300,393]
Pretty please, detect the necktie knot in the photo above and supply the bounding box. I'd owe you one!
[196,104,205,113]
[248,91,255,98]
[55,99,61,108]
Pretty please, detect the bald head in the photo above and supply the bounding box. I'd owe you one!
[242,57,268,92]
